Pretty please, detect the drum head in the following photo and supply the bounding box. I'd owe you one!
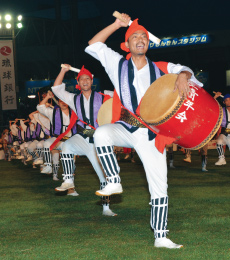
[97,98,113,126]
[140,74,182,124]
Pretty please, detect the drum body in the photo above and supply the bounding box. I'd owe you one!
[97,98,113,126]
[140,74,223,149]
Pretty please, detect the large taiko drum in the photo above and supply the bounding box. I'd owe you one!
[97,98,113,126]
[140,74,223,149]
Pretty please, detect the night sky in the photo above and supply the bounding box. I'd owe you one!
[1,0,230,118]
[1,0,230,94]
[1,0,230,37]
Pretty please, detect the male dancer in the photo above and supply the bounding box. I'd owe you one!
[183,146,209,172]
[2,129,13,161]
[15,119,29,161]
[33,110,51,164]
[214,92,230,165]
[26,111,47,167]
[23,119,36,163]
[9,120,20,157]
[37,95,77,181]
[17,119,31,164]
[85,14,203,248]
[167,144,175,168]
[0,132,5,160]
[51,65,116,216]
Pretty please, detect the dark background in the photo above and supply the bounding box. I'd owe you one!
[1,0,230,121]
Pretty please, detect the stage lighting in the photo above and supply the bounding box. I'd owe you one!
[6,23,11,29]
[17,23,22,28]
[5,14,12,21]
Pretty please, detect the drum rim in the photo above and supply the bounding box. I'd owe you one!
[140,74,185,124]
[180,101,223,150]
[97,98,113,126]
[147,96,186,126]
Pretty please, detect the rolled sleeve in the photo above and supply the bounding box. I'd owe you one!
[34,113,50,130]
[20,120,27,132]
[37,104,53,123]
[51,83,76,113]
[10,125,18,136]
[167,62,203,87]
[85,42,123,93]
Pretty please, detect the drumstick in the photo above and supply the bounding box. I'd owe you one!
[213,91,224,98]
[61,64,94,77]
[47,90,58,105]
[10,119,24,122]
[113,11,161,45]
[52,96,58,105]
[46,103,54,108]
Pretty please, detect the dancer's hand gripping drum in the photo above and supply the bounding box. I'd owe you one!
[140,74,223,149]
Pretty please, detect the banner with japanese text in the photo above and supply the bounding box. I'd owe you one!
[0,40,17,110]
[149,34,211,49]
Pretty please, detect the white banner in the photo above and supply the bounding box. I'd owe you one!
[0,40,17,110]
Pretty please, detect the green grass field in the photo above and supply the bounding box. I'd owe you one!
[0,149,230,260]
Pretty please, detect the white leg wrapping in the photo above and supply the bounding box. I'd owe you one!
[150,197,169,239]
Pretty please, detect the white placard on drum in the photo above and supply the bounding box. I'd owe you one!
[0,40,17,110]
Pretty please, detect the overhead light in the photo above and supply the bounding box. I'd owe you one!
[28,95,36,98]
[17,15,22,21]
[17,23,23,28]
[6,23,11,29]
[5,14,12,21]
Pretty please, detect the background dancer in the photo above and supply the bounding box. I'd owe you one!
[37,93,77,181]
[51,64,117,216]
[214,92,230,165]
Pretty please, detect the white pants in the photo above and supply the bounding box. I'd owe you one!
[0,150,5,160]
[13,141,19,146]
[62,134,105,183]
[44,137,63,150]
[37,140,45,149]
[20,142,26,150]
[216,134,230,149]
[27,140,44,151]
[44,137,62,164]
[27,140,38,153]
[13,141,19,151]
[94,124,168,199]
[24,141,31,149]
